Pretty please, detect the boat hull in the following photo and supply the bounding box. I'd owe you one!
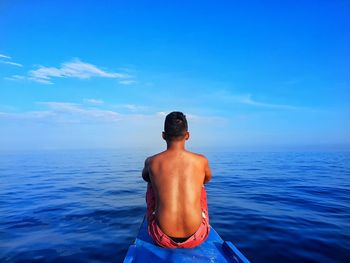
[123,216,250,263]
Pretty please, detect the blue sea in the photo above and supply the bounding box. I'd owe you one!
[0,149,349,262]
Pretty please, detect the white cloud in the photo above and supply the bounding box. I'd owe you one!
[0,102,225,126]
[84,98,104,105]
[157,111,167,117]
[121,104,148,112]
[0,54,23,67]
[0,110,55,120]
[235,94,301,110]
[213,90,305,110]
[155,111,226,124]
[37,102,122,122]
[83,100,149,113]
[119,79,137,85]
[0,54,11,59]
[0,102,123,123]
[0,60,23,67]
[26,59,131,84]
[4,75,25,81]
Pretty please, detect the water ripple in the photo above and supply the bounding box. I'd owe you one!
[0,150,349,262]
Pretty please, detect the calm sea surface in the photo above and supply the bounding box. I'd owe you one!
[0,149,349,262]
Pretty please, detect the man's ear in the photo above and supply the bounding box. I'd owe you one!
[185,131,190,140]
[162,132,166,140]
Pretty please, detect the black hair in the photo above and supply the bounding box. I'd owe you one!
[164,111,188,140]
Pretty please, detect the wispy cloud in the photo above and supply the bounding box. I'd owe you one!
[0,54,23,67]
[84,100,149,113]
[234,94,301,110]
[114,104,149,112]
[0,102,225,125]
[38,102,122,122]
[0,110,56,120]
[1,61,23,67]
[84,98,104,105]
[156,111,167,117]
[27,59,131,84]
[213,90,306,110]
[155,111,226,123]
[4,75,25,81]
[0,102,122,123]
[118,79,137,85]
[0,54,11,59]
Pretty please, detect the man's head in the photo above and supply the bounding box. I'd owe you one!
[162,111,189,142]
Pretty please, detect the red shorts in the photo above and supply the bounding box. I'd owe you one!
[146,183,210,248]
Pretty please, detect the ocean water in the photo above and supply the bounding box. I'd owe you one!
[0,149,349,263]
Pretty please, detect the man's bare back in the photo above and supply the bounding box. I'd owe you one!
[142,148,212,238]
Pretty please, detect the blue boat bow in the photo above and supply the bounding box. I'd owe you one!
[124,216,250,263]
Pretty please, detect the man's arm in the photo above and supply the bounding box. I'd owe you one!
[203,157,212,184]
[142,157,151,183]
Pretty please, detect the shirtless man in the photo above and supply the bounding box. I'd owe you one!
[142,111,212,248]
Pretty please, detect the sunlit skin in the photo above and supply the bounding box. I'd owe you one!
[142,131,212,238]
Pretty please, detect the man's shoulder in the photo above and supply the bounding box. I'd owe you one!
[186,151,208,163]
[145,151,166,164]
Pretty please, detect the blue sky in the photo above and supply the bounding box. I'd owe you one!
[0,1,349,151]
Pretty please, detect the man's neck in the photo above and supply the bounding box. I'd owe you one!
[166,140,186,151]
